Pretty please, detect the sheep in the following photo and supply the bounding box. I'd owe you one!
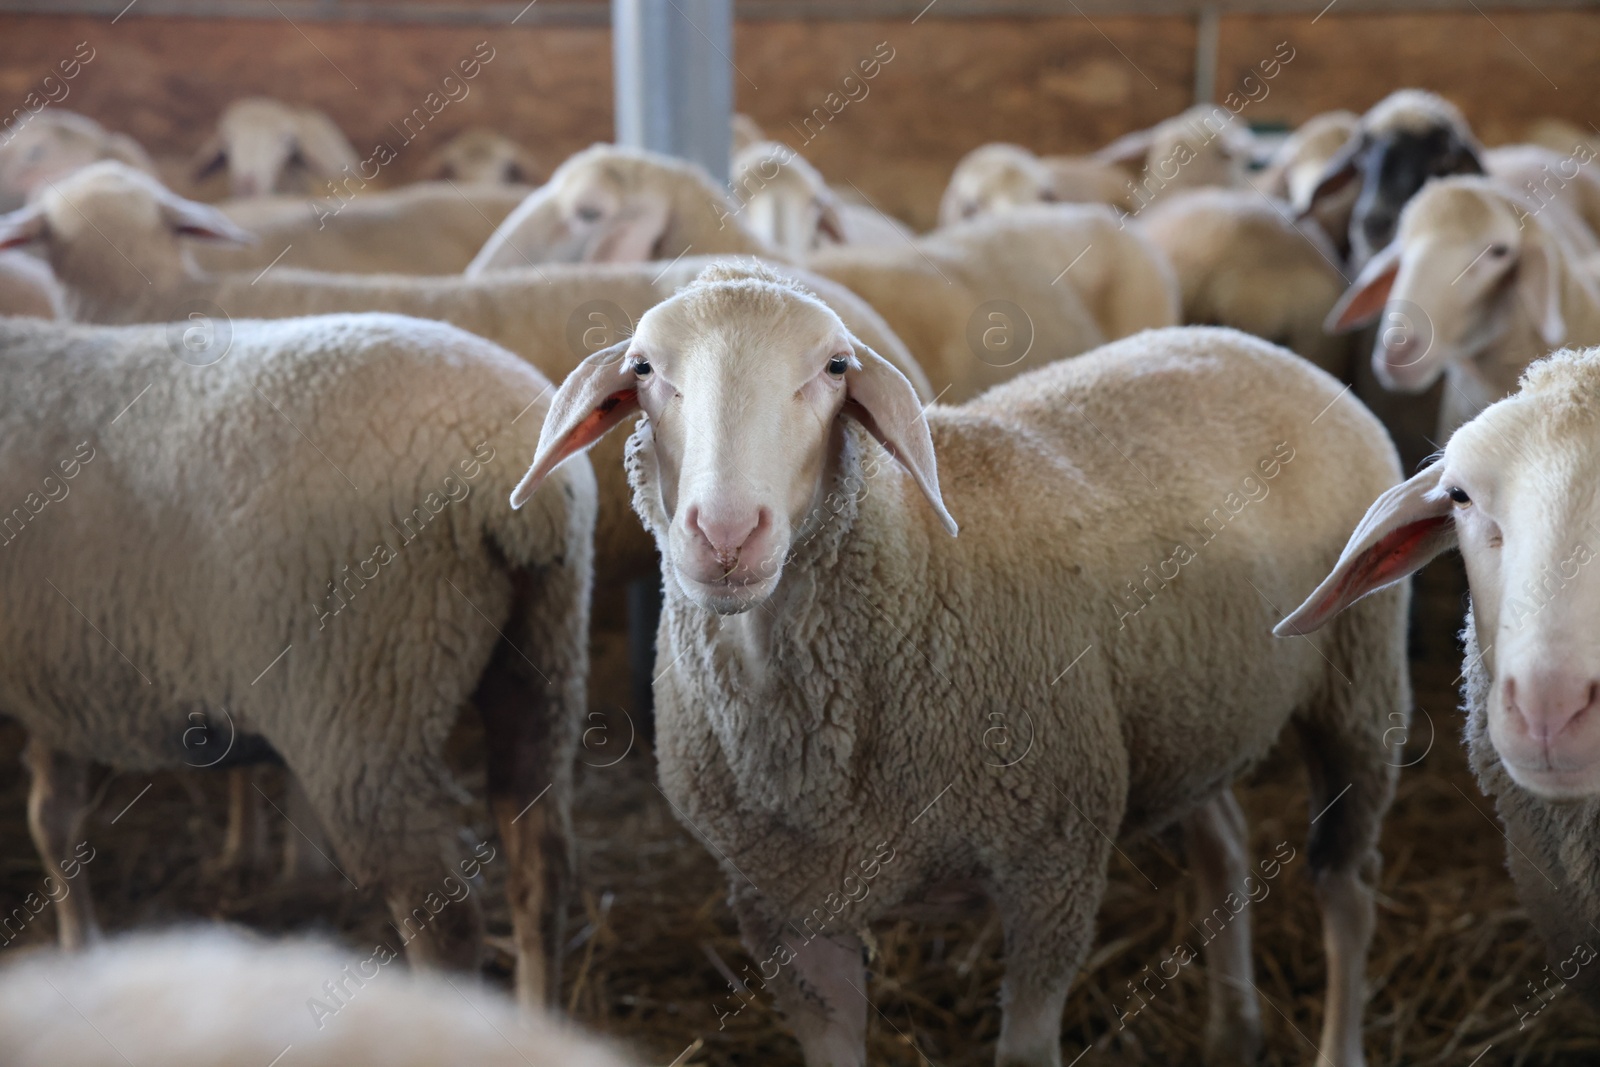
[0,110,156,211]
[193,181,533,275]
[510,262,1410,1067]
[730,140,914,257]
[469,144,1178,402]
[1096,105,1257,215]
[1275,344,1600,1007]
[0,928,633,1067]
[937,143,1133,225]
[1259,109,1360,252]
[423,127,541,185]
[192,97,361,198]
[1137,187,1354,376]
[0,251,63,319]
[0,310,595,1009]
[1303,90,1486,267]
[0,161,920,593]
[1324,175,1600,436]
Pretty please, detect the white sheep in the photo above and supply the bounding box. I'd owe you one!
[0,161,921,597]
[193,181,532,275]
[1258,109,1360,251]
[0,110,156,212]
[0,928,632,1067]
[937,142,1134,226]
[1137,186,1354,376]
[512,262,1410,1067]
[0,311,595,1012]
[192,97,362,198]
[0,251,63,319]
[424,127,541,185]
[1276,344,1600,1006]
[1096,105,1257,215]
[730,140,914,258]
[1324,175,1600,435]
[468,144,1179,402]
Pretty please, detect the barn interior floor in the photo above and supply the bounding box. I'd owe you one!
[2,558,1596,1066]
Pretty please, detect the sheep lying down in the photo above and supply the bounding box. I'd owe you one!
[0,929,632,1067]
[513,263,1411,1067]
[1279,345,1600,1008]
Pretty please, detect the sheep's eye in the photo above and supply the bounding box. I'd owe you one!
[1447,486,1471,506]
[827,355,850,377]
[1487,243,1510,258]
[575,205,603,223]
[632,359,652,378]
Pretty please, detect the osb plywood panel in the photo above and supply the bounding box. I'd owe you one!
[0,10,1595,228]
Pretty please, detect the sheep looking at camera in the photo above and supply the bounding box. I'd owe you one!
[512,262,1409,1067]
[1278,345,1600,1007]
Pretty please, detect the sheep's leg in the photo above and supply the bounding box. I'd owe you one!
[993,847,1109,1067]
[292,745,485,976]
[1295,684,1395,1067]
[215,767,268,874]
[1181,789,1262,1066]
[280,774,333,881]
[766,930,868,1067]
[475,630,579,1012]
[22,740,100,949]
[1314,865,1374,1067]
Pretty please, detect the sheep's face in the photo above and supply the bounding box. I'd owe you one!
[551,164,671,263]
[627,293,857,613]
[1327,181,1554,393]
[940,147,1048,225]
[510,267,956,616]
[1277,351,1600,799]
[0,123,104,210]
[0,162,254,308]
[1381,186,1525,389]
[1444,398,1600,798]
[1348,124,1483,266]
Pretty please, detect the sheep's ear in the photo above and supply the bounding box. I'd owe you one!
[843,339,958,537]
[190,134,228,181]
[585,197,671,263]
[1325,240,1400,333]
[1095,128,1153,169]
[1517,234,1567,347]
[510,341,638,509]
[159,194,256,244]
[293,113,360,178]
[0,204,46,250]
[1301,133,1365,216]
[1275,464,1454,636]
[816,197,847,245]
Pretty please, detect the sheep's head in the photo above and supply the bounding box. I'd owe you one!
[1278,346,1600,798]
[1305,90,1484,267]
[427,129,538,185]
[0,111,155,212]
[1326,177,1563,393]
[939,144,1053,226]
[0,161,253,308]
[731,142,844,258]
[511,262,956,615]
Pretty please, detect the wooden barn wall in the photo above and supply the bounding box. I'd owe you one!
[0,9,1594,227]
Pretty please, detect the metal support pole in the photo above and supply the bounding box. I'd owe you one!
[1193,3,1220,105]
[612,0,733,183]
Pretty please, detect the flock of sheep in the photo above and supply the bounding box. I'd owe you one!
[0,83,1598,1067]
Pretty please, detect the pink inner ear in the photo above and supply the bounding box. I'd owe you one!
[555,389,638,462]
[1332,262,1398,332]
[1306,515,1450,621]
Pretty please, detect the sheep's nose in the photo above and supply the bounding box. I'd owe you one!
[1505,672,1600,750]
[686,504,769,565]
